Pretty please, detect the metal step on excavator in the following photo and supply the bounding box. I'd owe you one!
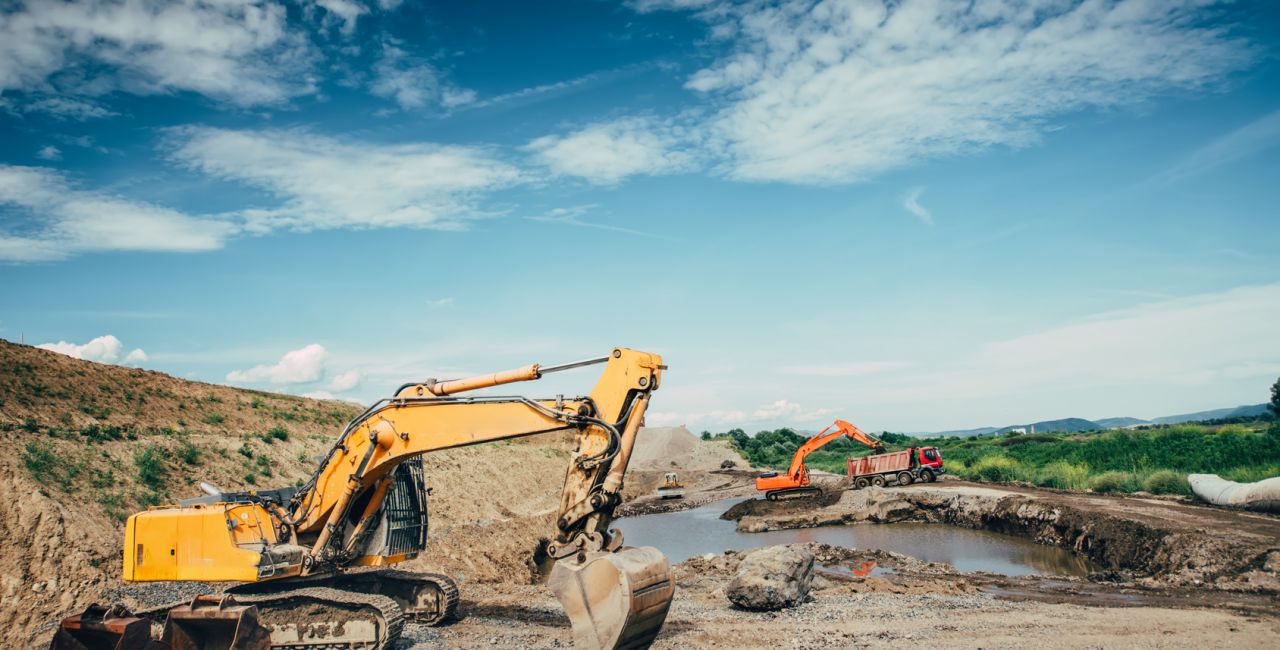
[51,348,675,650]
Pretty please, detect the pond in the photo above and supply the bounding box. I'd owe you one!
[615,497,1097,577]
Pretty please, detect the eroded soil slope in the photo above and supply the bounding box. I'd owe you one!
[0,340,580,646]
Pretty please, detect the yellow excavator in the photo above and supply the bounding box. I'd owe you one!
[54,348,673,650]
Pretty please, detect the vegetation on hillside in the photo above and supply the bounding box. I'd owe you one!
[707,417,1280,495]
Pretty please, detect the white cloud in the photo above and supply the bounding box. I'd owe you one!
[328,369,361,392]
[525,118,697,185]
[858,284,1280,409]
[902,187,933,225]
[302,389,336,400]
[36,146,61,161]
[681,0,1254,183]
[0,165,233,262]
[781,360,913,377]
[314,0,367,35]
[370,41,475,110]
[0,0,318,112]
[168,127,521,232]
[426,297,454,307]
[37,334,147,367]
[227,343,329,385]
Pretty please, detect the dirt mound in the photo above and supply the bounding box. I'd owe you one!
[0,340,579,646]
[631,426,741,471]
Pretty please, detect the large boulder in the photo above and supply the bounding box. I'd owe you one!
[726,545,814,610]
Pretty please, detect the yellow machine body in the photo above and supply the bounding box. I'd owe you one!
[124,503,289,582]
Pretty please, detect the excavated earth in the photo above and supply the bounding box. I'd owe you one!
[723,481,1280,593]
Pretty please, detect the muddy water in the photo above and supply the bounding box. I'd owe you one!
[616,497,1098,577]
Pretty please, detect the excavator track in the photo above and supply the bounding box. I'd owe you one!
[344,569,461,626]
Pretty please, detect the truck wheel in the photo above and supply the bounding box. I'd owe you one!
[920,469,935,483]
[854,477,871,489]
[897,472,913,486]
[870,475,886,488]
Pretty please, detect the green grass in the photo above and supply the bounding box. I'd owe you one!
[709,420,1280,495]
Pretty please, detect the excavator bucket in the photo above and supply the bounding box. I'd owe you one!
[548,546,674,650]
[160,595,271,650]
[50,604,151,650]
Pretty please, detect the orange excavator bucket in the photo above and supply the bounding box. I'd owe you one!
[49,604,151,650]
[548,546,674,650]
[160,595,270,650]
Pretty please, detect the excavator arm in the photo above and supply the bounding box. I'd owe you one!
[755,418,885,500]
[120,348,673,650]
[287,347,662,572]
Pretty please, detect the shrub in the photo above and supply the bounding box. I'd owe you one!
[1142,469,1190,495]
[202,413,225,425]
[237,444,253,458]
[267,426,289,442]
[243,472,257,485]
[969,455,1029,483]
[1035,461,1091,490]
[22,441,56,477]
[178,441,202,465]
[1089,471,1138,493]
[133,445,167,489]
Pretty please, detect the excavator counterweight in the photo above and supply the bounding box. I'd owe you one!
[68,348,673,650]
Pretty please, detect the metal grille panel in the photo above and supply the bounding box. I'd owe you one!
[383,457,429,556]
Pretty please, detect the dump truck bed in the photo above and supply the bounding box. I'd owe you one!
[847,450,912,478]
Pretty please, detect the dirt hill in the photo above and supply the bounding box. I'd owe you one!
[0,339,580,646]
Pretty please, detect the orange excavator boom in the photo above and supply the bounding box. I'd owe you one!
[754,419,884,500]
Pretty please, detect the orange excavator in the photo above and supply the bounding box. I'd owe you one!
[754,419,884,501]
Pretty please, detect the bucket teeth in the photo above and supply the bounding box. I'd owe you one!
[548,546,674,650]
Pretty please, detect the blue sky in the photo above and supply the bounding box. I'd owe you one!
[1,0,1278,433]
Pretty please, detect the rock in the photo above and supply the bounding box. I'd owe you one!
[726,545,814,610]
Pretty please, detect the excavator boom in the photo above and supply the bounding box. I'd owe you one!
[110,348,673,650]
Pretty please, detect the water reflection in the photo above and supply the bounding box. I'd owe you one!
[614,497,1096,578]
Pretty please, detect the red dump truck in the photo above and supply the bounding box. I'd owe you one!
[847,447,945,489]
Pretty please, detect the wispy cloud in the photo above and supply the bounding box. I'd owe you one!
[0,165,232,262]
[1153,110,1280,184]
[648,398,835,428]
[36,146,61,161]
[675,0,1254,183]
[525,117,697,185]
[426,297,454,307]
[167,127,520,233]
[461,63,657,113]
[370,39,475,111]
[902,187,933,225]
[526,205,661,238]
[854,284,1280,409]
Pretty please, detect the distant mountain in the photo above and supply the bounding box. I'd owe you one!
[997,417,1100,434]
[1150,404,1269,425]
[918,404,1269,438]
[1094,417,1150,428]
[926,426,1001,438]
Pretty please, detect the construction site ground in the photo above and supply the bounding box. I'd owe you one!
[3,342,1277,648]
